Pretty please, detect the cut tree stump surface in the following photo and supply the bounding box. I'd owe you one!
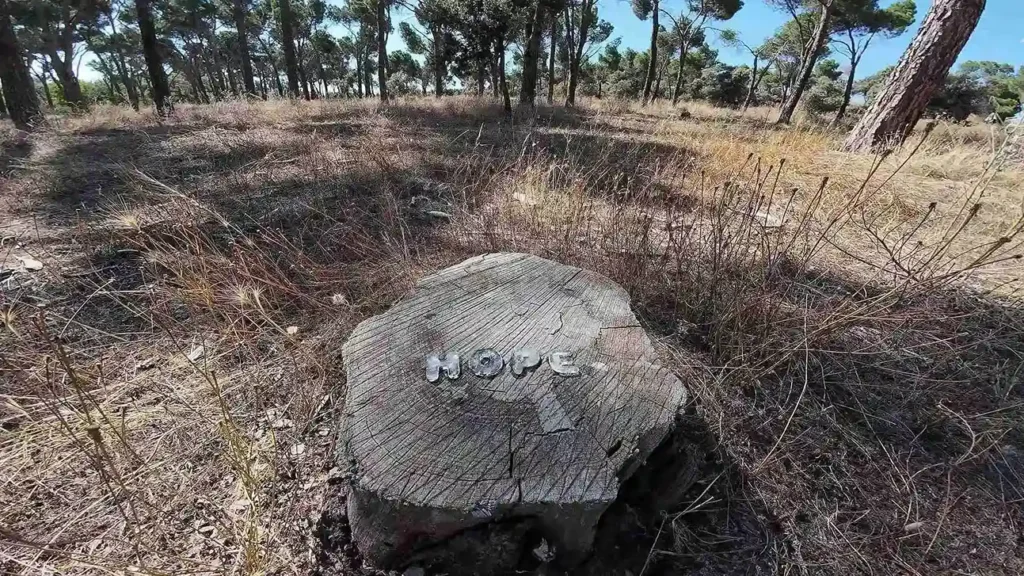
[339,253,689,571]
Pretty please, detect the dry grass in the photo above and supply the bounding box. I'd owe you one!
[2,96,1024,575]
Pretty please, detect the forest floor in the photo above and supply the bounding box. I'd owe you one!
[2,96,1024,575]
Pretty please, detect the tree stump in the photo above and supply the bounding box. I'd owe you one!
[339,253,690,572]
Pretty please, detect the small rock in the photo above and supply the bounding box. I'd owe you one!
[290,443,306,457]
[197,524,216,535]
[331,293,348,306]
[135,357,159,371]
[286,325,299,335]
[904,521,924,533]
[17,256,43,271]
[754,211,783,229]
[402,566,426,576]
[513,192,538,206]
[187,345,208,362]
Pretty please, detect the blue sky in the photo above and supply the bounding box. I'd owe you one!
[590,0,1023,77]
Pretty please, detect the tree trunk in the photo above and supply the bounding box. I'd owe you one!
[565,0,591,107]
[490,50,499,98]
[843,0,985,152]
[364,47,374,96]
[356,53,364,97]
[498,34,511,115]
[651,56,668,102]
[298,61,311,100]
[671,36,690,105]
[830,57,857,127]
[203,58,222,100]
[546,14,557,103]
[376,0,389,102]
[519,0,545,105]
[432,26,444,97]
[48,51,83,107]
[475,61,485,95]
[0,0,43,129]
[233,0,256,96]
[0,83,7,116]
[776,2,832,124]
[38,70,54,108]
[227,64,239,96]
[641,0,659,104]
[742,55,758,111]
[279,0,301,98]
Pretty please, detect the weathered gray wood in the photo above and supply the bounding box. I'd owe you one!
[340,253,689,571]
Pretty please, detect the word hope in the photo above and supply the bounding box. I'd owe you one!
[425,348,579,382]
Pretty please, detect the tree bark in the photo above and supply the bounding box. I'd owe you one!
[777,1,832,124]
[641,0,659,104]
[48,50,83,107]
[490,46,500,97]
[830,56,857,127]
[376,0,389,102]
[742,55,758,111]
[670,35,691,105]
[547,14,557,103]
[843,0,985,152]
[432,25,444,97]
[498,35,511,115]
[565,0,592,107]
[279,0,301,98]
[356,51,364,97]
[519,0,546,105]
[233,0,256,96]
[38,69,54,108]
[0,0,43,129]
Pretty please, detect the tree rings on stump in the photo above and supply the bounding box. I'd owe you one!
[338,253,689,572]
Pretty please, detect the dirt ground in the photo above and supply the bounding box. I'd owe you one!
[2,97,1024,575]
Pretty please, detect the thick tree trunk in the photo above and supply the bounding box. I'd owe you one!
[641,0,659,104]
[777,1,832,124]
[376,0,389,102]
[546,15,556,103]
[0,0,43,129]
[432,26,444,97]
[830,57,857,127]
[279,0,301,98]
[48,51,83,107]
[519,0,545,106]
[843,0,985,152]
[233,0,256,96]
[0,84,7,116]
[475,61,485,95]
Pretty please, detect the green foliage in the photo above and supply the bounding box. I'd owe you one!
[924,61,1023,121]
[691,63,747,106]
[804,59,844,116]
